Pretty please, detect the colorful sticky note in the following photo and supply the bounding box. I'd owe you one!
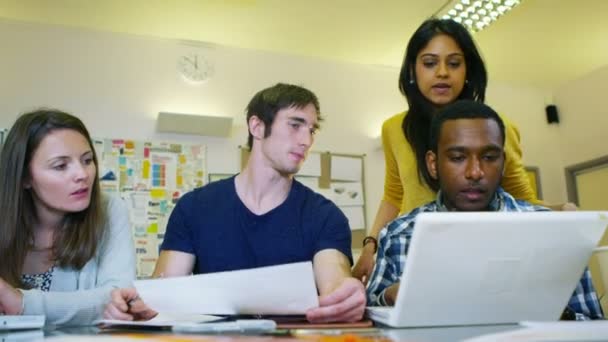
[150,189,165,199]
[147,223,158,234]
[143,160,150,179]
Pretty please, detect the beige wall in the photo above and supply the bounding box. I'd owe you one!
[0,18,571,229]
[554,66,608,315]
[554,65,608,167]
[486,82,564,203]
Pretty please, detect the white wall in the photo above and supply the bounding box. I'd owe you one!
[0,18,569,227]
[0,19,405,229]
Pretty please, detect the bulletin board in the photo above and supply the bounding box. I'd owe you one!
[240,149,367,250]
[95,138,206,278]
[320,152,367,249]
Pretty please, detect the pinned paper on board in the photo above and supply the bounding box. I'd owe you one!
[295,176,320,190]
[339,206,366,230]
[330,182,364,206]
[330,155,362,181]
[298,152,321,177]
[95,138,206,278]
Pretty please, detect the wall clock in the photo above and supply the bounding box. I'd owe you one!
[177,52,213,83]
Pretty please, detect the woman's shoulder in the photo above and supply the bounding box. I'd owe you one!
[382,111,407,137]
[495,112,518,129]
[495,112,522,141]
[100,194,130,229]
[101,193,126,212]
[383,111,407,127]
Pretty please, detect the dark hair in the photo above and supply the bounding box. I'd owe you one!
[245,83,321,149]
[427,100,505,190]
[399,18,488,189]
[0,109,105,287]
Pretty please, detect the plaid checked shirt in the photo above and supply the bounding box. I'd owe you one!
[366,187,604,320]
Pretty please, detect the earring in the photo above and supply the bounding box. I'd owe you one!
[409,79,415,84]
[465,79,469,84]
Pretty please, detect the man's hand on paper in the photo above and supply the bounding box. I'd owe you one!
[103,287,158,321]
[305,277,366,323]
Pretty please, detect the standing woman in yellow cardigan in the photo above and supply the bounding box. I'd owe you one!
[353,18,572,282]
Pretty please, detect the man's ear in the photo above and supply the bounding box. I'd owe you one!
[248,115,265,142]
[426,150,438,180]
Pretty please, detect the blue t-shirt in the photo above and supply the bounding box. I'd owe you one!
[160,176,353,274]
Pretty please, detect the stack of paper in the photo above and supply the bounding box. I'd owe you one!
[135,261,319,315]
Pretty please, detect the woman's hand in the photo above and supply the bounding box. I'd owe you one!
[0,277,24,315]
[352,243,376,284]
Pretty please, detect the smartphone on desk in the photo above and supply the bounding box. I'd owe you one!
[172,319,277,334]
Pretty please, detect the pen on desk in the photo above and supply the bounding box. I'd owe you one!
[292,328,380,336]
[111,285,139,310]
[126,295,139,309]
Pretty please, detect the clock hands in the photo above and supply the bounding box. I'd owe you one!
[178,53,212,83]
[182,55,198,69]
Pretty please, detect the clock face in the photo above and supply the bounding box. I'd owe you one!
[177,53,212,83]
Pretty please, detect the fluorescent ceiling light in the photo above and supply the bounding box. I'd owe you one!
[436,0,521,32]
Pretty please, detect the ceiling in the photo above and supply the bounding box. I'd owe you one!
[1,0,606,88]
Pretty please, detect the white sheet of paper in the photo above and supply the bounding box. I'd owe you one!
[330,156,362,181]
[295,176,320,190]
[340,206,366,230]
[126,192,149,225]
[134,262,319,315]
[316,188,334,200]
[95,313,222,328]
[297,152,321,177]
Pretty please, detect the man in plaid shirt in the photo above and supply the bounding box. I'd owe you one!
[366,100,603,320]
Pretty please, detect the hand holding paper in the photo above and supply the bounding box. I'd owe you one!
[103,287,157,322]
[306,277,366,323]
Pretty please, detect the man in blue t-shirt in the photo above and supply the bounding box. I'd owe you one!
[105,83,366,323]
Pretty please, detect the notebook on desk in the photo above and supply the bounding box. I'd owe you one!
[0,315,45,331]
[366,211,608,327]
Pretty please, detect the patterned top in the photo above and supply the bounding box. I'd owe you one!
[22,266,54,292]
[366,187,604,320]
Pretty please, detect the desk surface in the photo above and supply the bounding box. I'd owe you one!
[0,324,522,342]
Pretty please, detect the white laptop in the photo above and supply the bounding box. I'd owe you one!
[0,315,45,331]
[366,211,608,327]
